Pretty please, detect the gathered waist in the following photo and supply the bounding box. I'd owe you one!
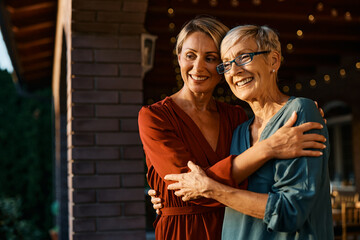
[161,205,223,216]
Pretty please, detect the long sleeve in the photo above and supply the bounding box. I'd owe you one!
[263,98,331,233]
[138,106,192,179]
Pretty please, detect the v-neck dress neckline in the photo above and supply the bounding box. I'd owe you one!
[166,97,222,156]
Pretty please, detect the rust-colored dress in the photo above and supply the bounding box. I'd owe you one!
[138,97,248,240]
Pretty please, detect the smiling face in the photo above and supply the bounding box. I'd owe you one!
[222,37,278,102]
[178,31,222,95]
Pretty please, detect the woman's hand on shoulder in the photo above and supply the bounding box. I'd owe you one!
[314,100,327,124]
[266,111,327,159]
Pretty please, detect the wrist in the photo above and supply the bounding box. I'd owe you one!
[255,139,273,161]
[202,177,216,199]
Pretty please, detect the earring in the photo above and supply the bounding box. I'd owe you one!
[272,69,275,73]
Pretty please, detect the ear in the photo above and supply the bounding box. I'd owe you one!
[270,51,281,71]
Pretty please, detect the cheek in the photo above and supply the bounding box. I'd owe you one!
[224,75,231,85]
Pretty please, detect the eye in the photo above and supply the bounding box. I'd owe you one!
[223,62,231,68]
[185,53,196,60]
[206,55,219,63]
[239,54,251,62]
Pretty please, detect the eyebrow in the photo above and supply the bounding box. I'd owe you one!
[184,48,219,55]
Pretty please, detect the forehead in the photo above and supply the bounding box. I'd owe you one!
[223,37,257,58]
[182,31,218,52]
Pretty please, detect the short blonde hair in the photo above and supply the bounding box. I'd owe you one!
[176,16,229,56]
[221,25,281,59]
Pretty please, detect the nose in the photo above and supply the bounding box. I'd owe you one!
[193,58,206,72]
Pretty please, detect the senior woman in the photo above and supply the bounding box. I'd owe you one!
[139,17,327,240]
[165,24,333,239]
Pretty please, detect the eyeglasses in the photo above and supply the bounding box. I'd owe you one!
[216,51,270,74]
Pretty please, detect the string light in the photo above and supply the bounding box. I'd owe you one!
[344,12,352,21]
[308,14,316,23]
[252,0,261,6]
[230,0,239,7]
[167,8,174,15]
[339,68,346,77]
[310,79,317,87]
[296,30,303,38]
[324,74,330,83]
[209,0,218,7]
[286,43,293,53]
[169,22,175,31]
[316,2,324,11]
[160,1,359,105]
[331,8,338,17]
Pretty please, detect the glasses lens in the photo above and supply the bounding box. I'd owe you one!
[217,64,225,74]
[235,53,251,66]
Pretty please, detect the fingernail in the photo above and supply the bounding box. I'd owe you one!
[320,125,323,129]
[319,152,323,155]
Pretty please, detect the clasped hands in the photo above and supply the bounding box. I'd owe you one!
[165,161,208,202]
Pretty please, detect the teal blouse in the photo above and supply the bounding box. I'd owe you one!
[222,97,334,240]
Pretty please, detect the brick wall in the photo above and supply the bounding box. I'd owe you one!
[68,0,147,239]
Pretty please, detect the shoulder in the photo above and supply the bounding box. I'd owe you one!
[138,97,173,125]
[287,97,324,125]
[288,97,319,117]
[288,97,317,110]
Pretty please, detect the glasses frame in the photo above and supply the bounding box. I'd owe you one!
[216,51,271,74]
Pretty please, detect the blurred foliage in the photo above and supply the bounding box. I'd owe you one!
[0,197,42,240]
[0,69,53,239]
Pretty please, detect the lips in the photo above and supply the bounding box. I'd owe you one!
[235,77,253,87]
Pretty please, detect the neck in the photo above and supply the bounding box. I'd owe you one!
[248,92,289,125]
[171,87,216,112]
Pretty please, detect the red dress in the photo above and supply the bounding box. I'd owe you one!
[138,97,247,240]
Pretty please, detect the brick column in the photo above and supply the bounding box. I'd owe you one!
[68,1,147,239]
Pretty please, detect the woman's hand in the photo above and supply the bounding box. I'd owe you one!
[148,189,163,215]
[165,161,210,201]
[314,101,327,124]
[266,111,326,159]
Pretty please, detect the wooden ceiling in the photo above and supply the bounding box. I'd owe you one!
[144,0,360,107]
[0,0,57,91]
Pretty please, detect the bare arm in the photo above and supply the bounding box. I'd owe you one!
[166,161,268,219]
[224,111,326,184]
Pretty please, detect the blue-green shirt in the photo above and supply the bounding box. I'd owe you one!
[222,97,334,240]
